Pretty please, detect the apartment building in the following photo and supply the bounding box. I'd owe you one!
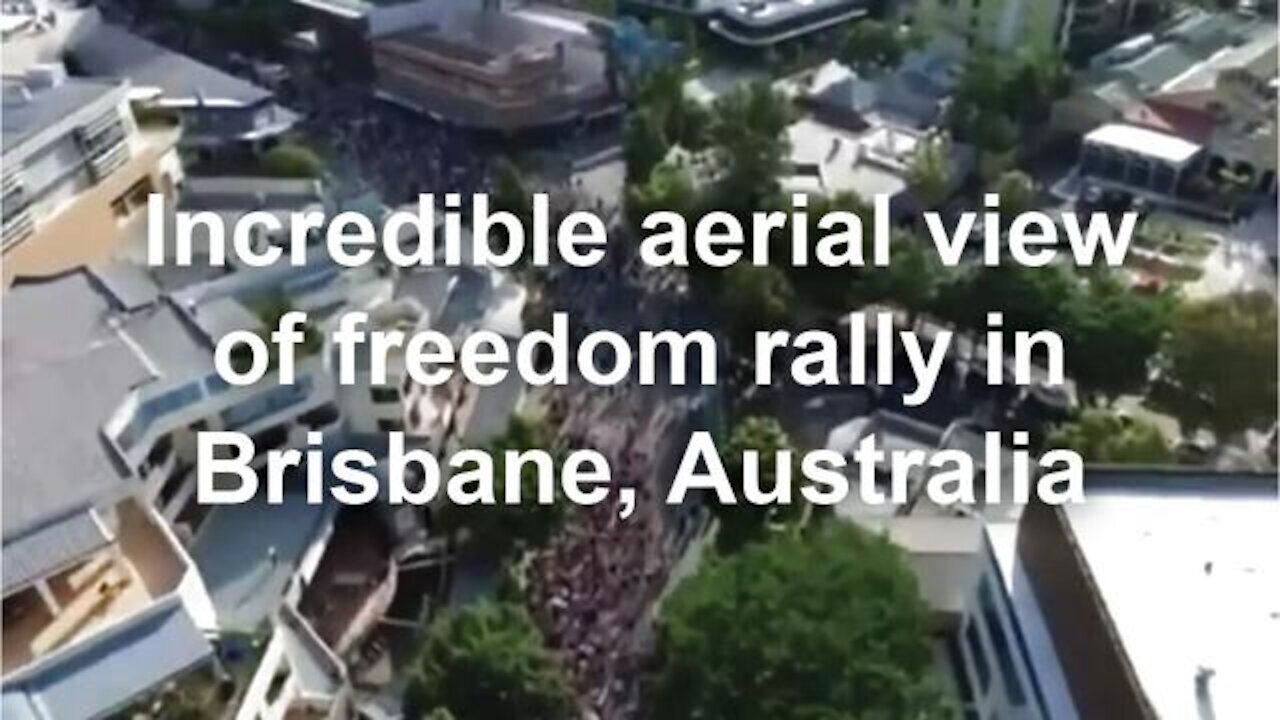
[1,66,183,285]
[858,516,1049,720]
[70,23,300,152]
[913,0,1068,54]
[1,271,219,719]
[1016,468,1278,720]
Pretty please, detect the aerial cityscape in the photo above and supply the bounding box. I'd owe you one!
[1,0,1277,719]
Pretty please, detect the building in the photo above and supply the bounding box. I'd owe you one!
[69,23,299,152]
[782,58,973,213]
[291,0,620,131]
[0,0,100,71]
[0,166,539,714]
[1054,9,1278,194]
[621,0,869,50]
[1078,122,1204,196]
[848,516,1050,720]
[1067,0,1169,57]
[706,0,869,48]
[368,1,620,132]
[913,0,1067,54]
[1,67,183,285]
[801,53,959,131]
[1016,468,1279,720]
[1,271,219,719]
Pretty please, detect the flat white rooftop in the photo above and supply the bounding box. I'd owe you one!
[1084,123,1203,165]
[1062,480,1280,720]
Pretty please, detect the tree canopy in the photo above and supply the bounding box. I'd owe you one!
[840,20,913,74]
[1162,291,1278,440]
[437,416,567,560]
[906,132,953,210]
[651,522,949,720]
[713,263,795,343]
[932,263,1077,334]
[490,157,535,226]
[261,142,323,178]
[404,599,574,720]
[711,416,804,552]
[991,170,1037,218]
[707,82,793,214]
[1062,273,1174,403]
[1048,409,1173,464]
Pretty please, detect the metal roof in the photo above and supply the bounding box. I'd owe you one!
[1,510,110,595]
[0,599,213,720]
[71,23,272,106]
[1083,123,1203,165]
[0,76,123,155]
[1,272,150,544]
[1061,470,1279,720]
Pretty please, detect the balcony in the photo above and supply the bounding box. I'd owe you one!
[1,122,181,284]
[1,500,185,674]
[299,403,342,431]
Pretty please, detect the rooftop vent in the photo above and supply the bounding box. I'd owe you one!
[25,62,66,91]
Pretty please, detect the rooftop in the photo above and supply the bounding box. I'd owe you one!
[1060,469,1279,720]
[0,75,122,154]
[2,270,210,592]
[2,272,150,545]
[179,177,327,212]
[70,22,272,107]
[1083,123,1203,165]
[858,515,986,618]
[2,597,211,720]
[189,491,334,633]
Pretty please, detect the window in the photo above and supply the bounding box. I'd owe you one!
[144,435,174,470]
[157,463,191,508]
[265,665,291,705]
[109,177,154,224]
[980,578,1027,705]
[221,377,314,430]
[964,617,991,694]
[371,386,400,404]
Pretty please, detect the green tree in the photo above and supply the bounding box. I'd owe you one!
[711,416,803,552]
[906,132,953,210]
[714,264,794,342]
[1004,49,1071,123]
[963,263,1079,333]
[652,522,950,720]
[261,142,323,178]
[1048,409,1173,464]
[991,170,1037,217]
[437,417,567,560]
[1063,273,1173,404]
[1162,291,1278,441]
[786,191,872,311]
[708,82,793,214]
[624,110,670,183]
[404,600,573,720]
[840,20,909,74]
[859,231,946,324]
[625,159,701,232]
[490,157,534,225]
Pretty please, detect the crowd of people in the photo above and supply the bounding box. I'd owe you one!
[291,88,492,204]
[529,384,689,719]
[524,222,712,718]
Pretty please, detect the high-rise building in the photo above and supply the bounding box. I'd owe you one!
[1,67,183,285]
[913,0,1069,55]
